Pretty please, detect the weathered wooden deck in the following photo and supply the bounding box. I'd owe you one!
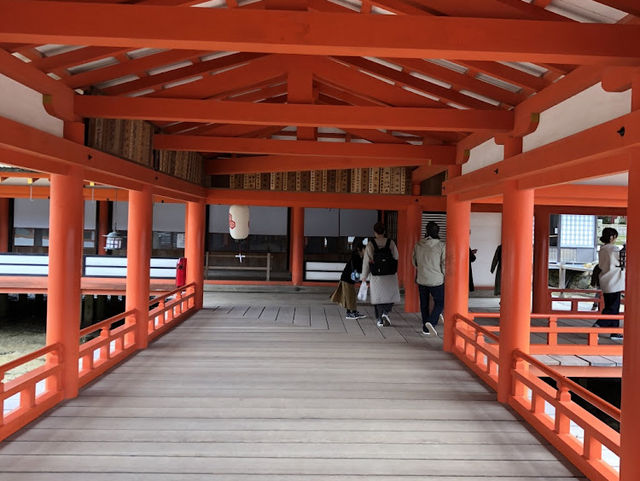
[0,303,585,480]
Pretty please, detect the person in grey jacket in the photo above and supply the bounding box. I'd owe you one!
[412,221,445,336]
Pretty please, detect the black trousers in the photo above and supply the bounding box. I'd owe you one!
[596,291,621,327]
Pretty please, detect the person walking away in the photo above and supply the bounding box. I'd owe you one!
[330,239,367,320]
[595,227,625,341]
[469,247,477,292]
[412,221,445,336]
[361,222,400,327]
[490,244,502,296]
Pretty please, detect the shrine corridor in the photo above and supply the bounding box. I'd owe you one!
[0,300,584,480]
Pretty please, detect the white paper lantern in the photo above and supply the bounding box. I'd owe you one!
[229,205,249,239]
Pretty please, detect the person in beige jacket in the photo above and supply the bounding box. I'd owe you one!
[412,221,445,336]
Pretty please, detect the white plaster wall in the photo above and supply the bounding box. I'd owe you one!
[524,84,631,152]
[153,202,185,232]
[14,199,96,229]
[462,138,503,174]
[0,75,63,138]
[463,83,631,187]
[470,212,502,289]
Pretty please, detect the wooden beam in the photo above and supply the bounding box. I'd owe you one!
[444,110,640,198]
[208,188,446,210]
[155,135,455,161]
[0,48,77,121]
[0,116,206,202]
[75,96,514,132]
[411,165,448,184]
[2,2,640,63]
[206,154,435,174]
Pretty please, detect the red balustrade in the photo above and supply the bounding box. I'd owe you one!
[510,350,620,481]
[0,282,198,442]
[0,343,63,440]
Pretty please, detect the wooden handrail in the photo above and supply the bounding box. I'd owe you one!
[0,343,61,378]
[79,309,136,338]
[513,348,621,422]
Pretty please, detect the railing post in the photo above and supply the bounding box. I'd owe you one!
[532,206,550,313]
[126,186,152,350]
[443,194,470,352]
[497,148,534,404]
[555,384,571,436]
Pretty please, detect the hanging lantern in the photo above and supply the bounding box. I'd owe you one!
[104,230,124,250]
[229,205,249,240]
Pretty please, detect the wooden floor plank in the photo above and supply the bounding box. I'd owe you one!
[0,302,586,480]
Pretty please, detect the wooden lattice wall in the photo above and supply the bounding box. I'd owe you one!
[86,119,203,185]
[227,167,412,195]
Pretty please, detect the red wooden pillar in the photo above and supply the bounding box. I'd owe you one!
[443,194,470,352]
[619,76,640,481]
[97,200,109,255]
[497,174,534,403]
[46,124,84,399]
[126,186,152,350]
[404,202,421,312]
[0,198,9,252]
[186,200,206,309]
[291,206,304,285]
[532,206,550,313]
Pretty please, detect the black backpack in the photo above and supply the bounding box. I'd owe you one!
[371,238,398,276]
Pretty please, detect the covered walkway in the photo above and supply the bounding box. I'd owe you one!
[0,298,583,480]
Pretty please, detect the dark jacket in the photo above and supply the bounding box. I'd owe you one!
[340,251,363,284]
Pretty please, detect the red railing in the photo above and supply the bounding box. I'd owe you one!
[468,312,623,356]
[0,282,198,442]
[0,343,63,439]
[450,313,622,481]
[148,283,196,341]
[510,350,620,481]
[78,309,137,387]
[452,313,500,390]
[548,288,625,313]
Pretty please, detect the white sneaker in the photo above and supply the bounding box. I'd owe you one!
[376,319,384,327]
[425,322,438,337]
[381,313,391,326]
[439,314,444,324]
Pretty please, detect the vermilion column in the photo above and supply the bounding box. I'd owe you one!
[497,180,534,403]
[532,206,550,313]
[443,194,470,352]
[185,200,206,309]
[404,202,421,312]
[619,79,640,481]
[97,200,109,255]
[291,206,304,285]
[46,165,84,399]
[125,186,152,350]
[0,198,9,252]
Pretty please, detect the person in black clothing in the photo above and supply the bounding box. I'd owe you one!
[330,238,367,320]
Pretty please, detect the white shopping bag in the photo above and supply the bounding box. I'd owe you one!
[357,281,368,302]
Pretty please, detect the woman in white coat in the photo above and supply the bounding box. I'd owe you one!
[596,227,625,340]
[361,222,401,327]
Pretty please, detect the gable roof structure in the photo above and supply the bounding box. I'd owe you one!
[0,0,637,195]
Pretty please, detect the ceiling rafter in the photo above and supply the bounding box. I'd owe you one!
[102,52,266,96]
[332,56,501,110]
[146,54,286,99]
[313,57,444,108]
